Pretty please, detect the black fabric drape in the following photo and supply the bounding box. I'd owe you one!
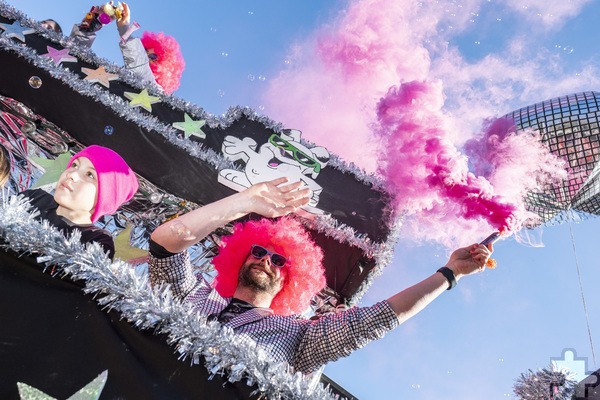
[0,249,258,400]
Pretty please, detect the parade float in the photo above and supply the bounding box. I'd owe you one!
[0,2,397,399]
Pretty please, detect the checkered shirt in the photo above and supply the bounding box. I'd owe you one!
[149,250,400,374]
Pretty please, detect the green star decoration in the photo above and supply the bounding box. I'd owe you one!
[29,152,71,189]
[16,383,55,400]
[123,89,161,112]
[114,225,148,262]
[173,113,206,139]
[17,370,108,400]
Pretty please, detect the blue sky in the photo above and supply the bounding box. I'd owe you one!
[13,0,600,398]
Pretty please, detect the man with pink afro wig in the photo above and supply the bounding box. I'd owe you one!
[149,178,494,374]
[212,217,325,316]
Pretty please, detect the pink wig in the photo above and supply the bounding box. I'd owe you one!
[141,31,185,94]
[212,217,327,316]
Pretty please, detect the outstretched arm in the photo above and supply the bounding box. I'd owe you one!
[113,2,157,85]
[294,243,493,373]
[387,243,493,324]
[150,177,311,253]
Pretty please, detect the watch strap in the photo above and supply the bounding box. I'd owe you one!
[437,267,457,290]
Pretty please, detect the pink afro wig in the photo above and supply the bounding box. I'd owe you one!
[212,217,327,316]
[141,31,185,94]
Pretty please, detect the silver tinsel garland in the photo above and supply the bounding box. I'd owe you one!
[513,364,577,400]
[0,196,337,400]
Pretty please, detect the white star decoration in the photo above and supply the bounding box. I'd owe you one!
[123,89,161,112]
[0,21,36,42]
[81,66,119,88]
[172,113,206,139]
[41,46,78,65]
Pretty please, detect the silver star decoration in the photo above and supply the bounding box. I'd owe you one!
[17,370,108,400]
[0,21,36,42]
[172,113,206,139]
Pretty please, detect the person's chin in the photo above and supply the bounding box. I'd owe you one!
[53,191,69,205]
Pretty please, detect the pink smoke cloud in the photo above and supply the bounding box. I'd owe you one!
[375,82,568,246]
[464,118,567,209]
[376,81,520,236]
[262,0,436,172]
[261,0,586,245]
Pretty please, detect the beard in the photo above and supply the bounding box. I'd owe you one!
[238,263,282,295]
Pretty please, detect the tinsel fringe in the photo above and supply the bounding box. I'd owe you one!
[0,196,337,400]
[513,364,577,400]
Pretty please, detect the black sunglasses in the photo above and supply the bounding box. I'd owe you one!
[250,244,287,268]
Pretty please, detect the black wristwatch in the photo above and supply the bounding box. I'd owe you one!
[437,267,457,290]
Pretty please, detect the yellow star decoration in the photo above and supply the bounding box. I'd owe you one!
[123,89,160,112]
[173,113,206,139]
[114,224,148,263]
[81,66,119,88]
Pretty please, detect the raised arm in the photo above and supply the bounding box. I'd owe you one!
[294,243,493,373]
[387,243,493,324]
[150,177,311,253]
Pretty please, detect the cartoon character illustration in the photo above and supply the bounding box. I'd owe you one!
[218,129,330,216]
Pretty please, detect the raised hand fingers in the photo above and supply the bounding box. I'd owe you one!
[272,184,311,209]
[262,178,311,199]
[122,3,130,17]
[470,244,492,265]
[267,176,290,187]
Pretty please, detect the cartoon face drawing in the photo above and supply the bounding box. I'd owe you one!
[218,129,330,214]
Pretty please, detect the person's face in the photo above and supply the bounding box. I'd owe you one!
[54,156,98,218]
[40,19,60,34]
[146,48,158,65]
[238,244,287,296]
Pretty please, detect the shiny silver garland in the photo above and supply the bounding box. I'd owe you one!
[0,34,233,172]
[0,196,337,400]
[513,364,577,400]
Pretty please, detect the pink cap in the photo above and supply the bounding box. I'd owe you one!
[67,145,139,223]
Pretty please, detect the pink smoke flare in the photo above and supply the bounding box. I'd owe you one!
[376,80,521,234]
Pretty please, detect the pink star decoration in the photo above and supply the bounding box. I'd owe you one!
[41,46,78,65]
